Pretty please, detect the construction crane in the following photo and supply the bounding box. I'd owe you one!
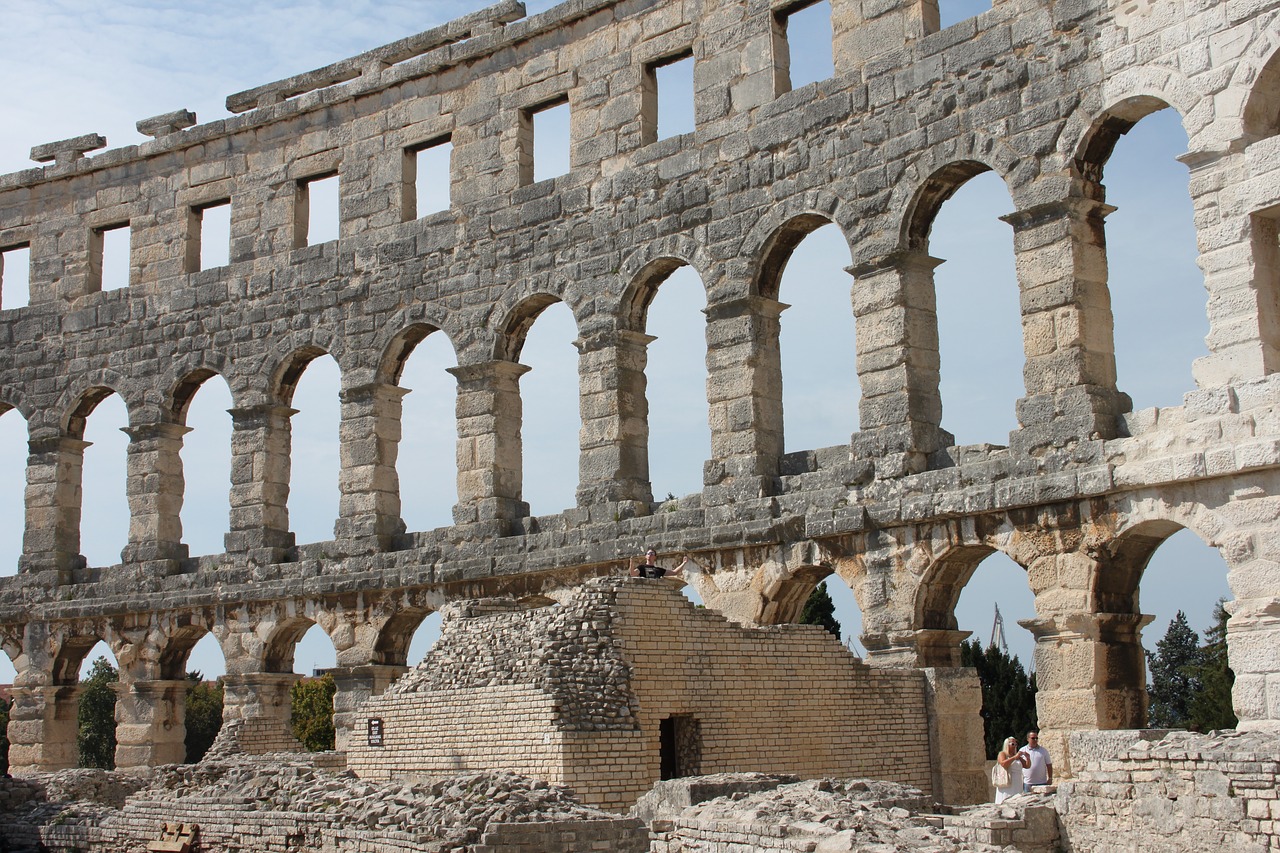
[990,603,1009,655]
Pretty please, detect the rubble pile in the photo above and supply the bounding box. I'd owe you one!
[650,778,1000,852]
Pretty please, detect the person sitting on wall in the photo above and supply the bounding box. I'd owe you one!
[629,548,690,579]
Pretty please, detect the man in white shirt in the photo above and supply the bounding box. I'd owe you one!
[1019,730,1053,791]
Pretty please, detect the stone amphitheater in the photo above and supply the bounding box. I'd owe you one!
[0,0,1278,848]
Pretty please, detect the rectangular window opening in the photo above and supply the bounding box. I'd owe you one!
[404,137,453,221]
[297,172,340,248]
[646,52,696,144]
[659,715,702,781]
[775,0,834,94]
[524,97,571,185]
[0,244,31,309]
[94,223,131,292]
[193,200,231,272]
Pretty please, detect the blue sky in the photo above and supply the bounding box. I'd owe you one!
[0,0,1231,687]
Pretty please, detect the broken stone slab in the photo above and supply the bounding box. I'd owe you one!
[29,133,106,165]
[136,109,197,138]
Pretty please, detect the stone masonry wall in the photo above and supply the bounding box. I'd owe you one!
[0,0,1278,782]
[1056,730,1280,852]
[349,579,939,812]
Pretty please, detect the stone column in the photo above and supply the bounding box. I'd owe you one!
[224,404,296,563]
[5,685,81,773]
[1021,610,1152,776]
[19,434,89,582]
[848,252,952,478]
[334,382,408,549]
[113,678,188,769]
[1001,197,1127,450]
[329,664,409,752]
[703,295,785,502]
[575,329,654,507]
[1225,596,1280,733]
[220,672,304,754]
[922,667,988,805]
[447,361,530,532]
[121,422,191,569]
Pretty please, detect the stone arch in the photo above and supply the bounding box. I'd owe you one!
[738,190,855,300]
[371,606,434,667]
[374,309,461,387]
[267,333,343,406]
[162,353,233,424]
[1070,94,1182,188]
[0,383,35,423]
[758,564,834,626]
[58,372,135,437]
[263,614,331,674]
[51,628,117,686]
[901,160,1004,254]
[1242,40,1280,142]
[156,617,219,681]
[615,234,715,331]
[488,283,584,363]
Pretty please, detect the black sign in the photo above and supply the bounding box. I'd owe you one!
[367,718,384,747]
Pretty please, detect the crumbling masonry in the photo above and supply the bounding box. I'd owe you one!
[0,0,1278,806]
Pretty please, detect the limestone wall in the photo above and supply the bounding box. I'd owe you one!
[1056,730,1280,852]
[349,579,948,811]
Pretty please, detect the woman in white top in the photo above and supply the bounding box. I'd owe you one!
[994,736,1029,803]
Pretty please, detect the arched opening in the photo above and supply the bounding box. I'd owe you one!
[1242,53,1280,374]
[71,639,120,770]
[159,626,227,763]
[759,218,859,454]
[633,262,710,502]
[928,170,1023,447]
[918,545,1036,758]
[175,372,233,557]
[1095,106,1206,410]
[75,390,129,567]
[405,610,443,667]
[391,328,459,533]
[283,352,341,545]
[0,405,26,576]
[1243,48,1280,142]
[268,619,337,752]
[510,298,580,516]
[1101,522,1234,731]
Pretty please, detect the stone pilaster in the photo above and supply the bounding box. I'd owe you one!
[702,295,785,501]
[5,685,81,773]
[121,422,192,569]
[1002,198,1128,450]
[113,678,188,769]
[329,664,409,752]
[575,329,655,507]
[447,361,530,531]
[224,404,296,563]
[1021,610,1152,776]
[19,434,90,582]
[1225,596,1280,733]
[334,382,409,549]
[220,672,305,754]
[848,252,952,477]
[922,667,988,805]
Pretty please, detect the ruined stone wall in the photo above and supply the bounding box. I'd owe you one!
[349,580,942,811]
[1056,730,1280,852]
[0,0,1277,786]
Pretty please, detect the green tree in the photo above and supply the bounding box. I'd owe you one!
[184,672,224,763]
[1188,600,1237,732]
[1147,611,1203,729]
[77,656,118,769]
[0,694,10,775]
[799,582,841,639]
[961,639,1038,760]
[290,673,336,751]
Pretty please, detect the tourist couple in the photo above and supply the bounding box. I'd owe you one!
[992,730,1052,803]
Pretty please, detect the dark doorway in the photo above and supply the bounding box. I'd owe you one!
[659,715,702,780]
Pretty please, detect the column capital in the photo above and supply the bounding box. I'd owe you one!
[339,381,410,406]
[573,328,657,355]
[120,422,193,443]
[847,249,943,279]
[227,403,298,426]
[27,434,92,455]
[447,360,532,385]
[704,294,788,323]
[999,196,1116,231]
